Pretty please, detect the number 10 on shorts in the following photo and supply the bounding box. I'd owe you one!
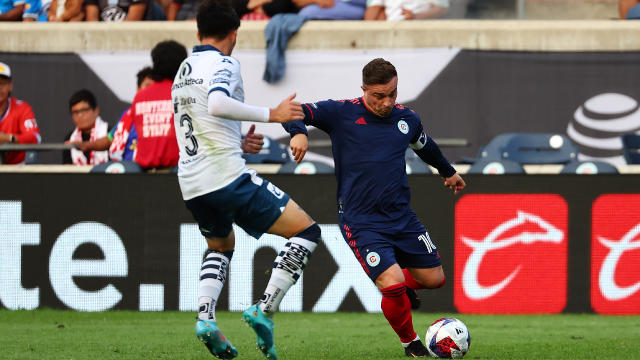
[419,232,436,253]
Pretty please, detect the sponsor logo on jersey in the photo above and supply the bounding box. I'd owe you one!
[179,62,192,78]
[397,120,409,134]
[591,194,640,314]
[171,78,203,90]
[366,251,380,267]
[454,194,567,313]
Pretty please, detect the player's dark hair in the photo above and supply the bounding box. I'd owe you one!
[68,89,97,111]
[151,40,188,81]
[136,66,154,88]
[196,0,240,41]
[362,58,397,86]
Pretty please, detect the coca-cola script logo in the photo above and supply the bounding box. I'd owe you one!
[591,195,640,315]
[454,194,568,314]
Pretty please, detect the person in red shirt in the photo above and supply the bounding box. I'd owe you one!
[0,62,41,165]
[130,40,187,170]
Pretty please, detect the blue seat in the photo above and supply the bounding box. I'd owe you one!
[561,161,618,174]
[467,159,525,174]
[242,136,290,164]
[477,133,577,164]
[90,161,143,174]
[278,161,334,174]
[405,158,432,174]
[24,151,37,164]
[621,134,640,164]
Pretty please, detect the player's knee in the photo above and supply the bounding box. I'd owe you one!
[428,275,446,289]
[293,222,321,243]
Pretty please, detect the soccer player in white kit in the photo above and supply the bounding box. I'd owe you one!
[171,0,320,358]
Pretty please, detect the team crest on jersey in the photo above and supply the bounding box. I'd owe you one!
[366,251,380,267]
[397,119,409,134]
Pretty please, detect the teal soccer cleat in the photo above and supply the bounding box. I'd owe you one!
[195,319,238,359]
[242,304,277,360]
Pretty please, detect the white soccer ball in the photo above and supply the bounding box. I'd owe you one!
[425,317,470,358]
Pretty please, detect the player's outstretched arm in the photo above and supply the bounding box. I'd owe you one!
[269,93,304,123]
[208,91,270,123]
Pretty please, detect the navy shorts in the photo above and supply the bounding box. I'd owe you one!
[185,171,290,239]
[339,216,441,281]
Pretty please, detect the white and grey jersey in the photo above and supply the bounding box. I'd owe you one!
[172,44,248,200]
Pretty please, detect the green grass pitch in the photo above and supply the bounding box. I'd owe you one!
[1,310,639,359]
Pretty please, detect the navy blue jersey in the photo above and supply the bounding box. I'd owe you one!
[285,98,455,232]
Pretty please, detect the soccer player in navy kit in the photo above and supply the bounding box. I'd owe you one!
[284,58,466,357]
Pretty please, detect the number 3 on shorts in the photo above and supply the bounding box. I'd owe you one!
[267,182,285,199]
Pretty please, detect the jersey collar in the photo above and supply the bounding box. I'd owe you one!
[192,44,223,53]
[360,97,395,120]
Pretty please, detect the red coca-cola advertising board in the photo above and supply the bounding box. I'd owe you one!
[454,194,568,314]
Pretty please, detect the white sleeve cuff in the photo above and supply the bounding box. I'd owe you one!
[208,91,269,123]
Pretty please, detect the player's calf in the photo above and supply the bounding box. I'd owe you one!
[258,222,320,314]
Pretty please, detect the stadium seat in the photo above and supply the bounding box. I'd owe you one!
[405,158,432,174]
[90,161,143,174]
[467,159,526,174]
[278,160,334,174]
[560,161,618,174]
[621,134,640,164]
[24,151,37,164]
[476,133,578,164]
[242,136,290,164]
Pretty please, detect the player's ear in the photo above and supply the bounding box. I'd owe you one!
[361,85,366,93]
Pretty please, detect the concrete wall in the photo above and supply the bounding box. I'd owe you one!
[2,20,640,53]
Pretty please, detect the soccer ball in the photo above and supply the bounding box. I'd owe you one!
[425,317,470,358]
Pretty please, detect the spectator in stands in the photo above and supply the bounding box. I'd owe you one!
[364,0,448,20]
[620,0,640,19]
[167,0,199,19]
[63,89,109,165]
[0,0,25,20]
[232,0,297,20]
[295,0,366,20]
[22,0,51,21]
[129,40,186,170]
[85,0,165,21]
[67,67,154,162]
[0,62,41,164]
[46,0,84,21]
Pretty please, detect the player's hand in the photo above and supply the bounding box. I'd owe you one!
[290,133,308,163]
[444,173,466,195]
[270,93,304,123]
[241,124,264,154]
[401,8,415,19]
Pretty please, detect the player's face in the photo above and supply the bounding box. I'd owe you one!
[361,76,398,118]
[70,101,99,132]
[0,77,13,105]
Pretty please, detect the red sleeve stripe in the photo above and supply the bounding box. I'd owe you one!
[303,103,314,121]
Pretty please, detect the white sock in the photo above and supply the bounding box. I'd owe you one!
[197,250,231,321]
[402,334,421,348]
[258,237,317,315]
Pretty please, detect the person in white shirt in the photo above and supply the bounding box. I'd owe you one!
[171,0,320,359]
[364,0,448,20]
